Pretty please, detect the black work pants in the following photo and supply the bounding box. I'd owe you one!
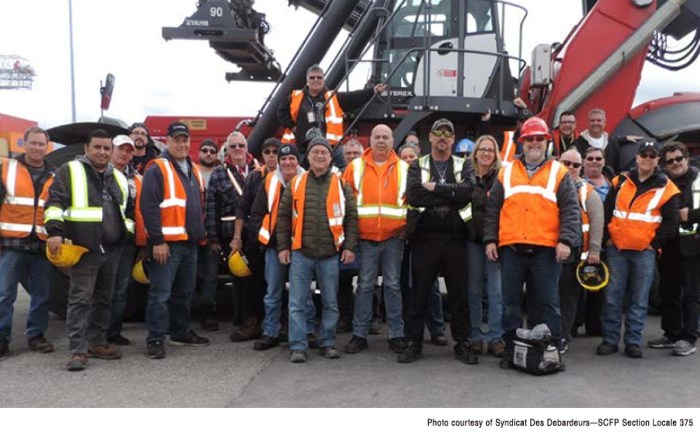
[680,255,700,344]
[658,239,684,340]
[558,261,581,341]
[406,233,471,343]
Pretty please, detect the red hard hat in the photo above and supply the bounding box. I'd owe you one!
[519,117,552,140]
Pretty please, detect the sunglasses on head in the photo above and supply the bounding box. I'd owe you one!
[561,159,581,169]
[521,135,547,142]
[263,148,278,155]
[665,156,685,165]
[200,148,217,154]
[639,151,658,159]
[431,129,454,138]
[586,156,603,162]
[229,143,246,149]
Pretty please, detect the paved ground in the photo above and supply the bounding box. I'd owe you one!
[1,291,698,408]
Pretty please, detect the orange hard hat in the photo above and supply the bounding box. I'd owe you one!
[519,117,552,140]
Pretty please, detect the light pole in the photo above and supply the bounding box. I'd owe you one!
[68,0,76,122]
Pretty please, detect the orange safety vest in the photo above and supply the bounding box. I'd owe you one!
[0,158,53,240]
[133,173,147,246]
[290,171,345,251]
[258,171,284,245]
[550,130,579,156]
[578,181,594,257]
[497,159,568,248]
[281,90,344,145]
[608,175,680,251]
[152,158,204,242]
[500,131,518,165]
[342,149,408,241]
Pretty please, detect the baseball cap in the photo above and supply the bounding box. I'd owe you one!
[637,139,660,155]
[278,143,300,161]
[199,139,217,151]
[431,118,454,132]
[167,122,190,138]
[113,135,135,149]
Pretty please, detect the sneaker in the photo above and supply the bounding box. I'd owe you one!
[672,340,697,357]
[344,335,368,354]
[320,346,340,359]
[307,333,320,349]
[0,338,9,358]
[289,350,307,363]
[170,330,210,347]
[66,354,87,371]
[648,336,676,349]
[107,333,130,346]
[229,317,262,342]
[454,342,479,365]
[471,340,483,355]
[488,339,506,358]
[596,342,619,355]
[388,337,408,354]
[147,340,166,359]
[430,334,448,347]
[87,344,122,360]
[336,318,352,334]
[558,338,569,355]
[253,335,280,351]
[625,344,643,358]
[28,335,55,353]
[369,317,382,335]
[397,340,422,363]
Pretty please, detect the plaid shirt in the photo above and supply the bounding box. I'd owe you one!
[205,161,256,245]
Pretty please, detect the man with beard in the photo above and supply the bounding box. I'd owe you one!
[197,139,220,187]
[129,123,160,175]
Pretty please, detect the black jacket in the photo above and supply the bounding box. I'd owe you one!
[140,151,205,246]
[466,167,499,244]
[45,156,129,252]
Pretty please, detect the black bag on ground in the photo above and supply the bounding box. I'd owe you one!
[511,335,564,376]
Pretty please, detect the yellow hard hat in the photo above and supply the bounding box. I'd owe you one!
[45,243,89,268]
[576,260,609,292]
[132,260,150,284]
[228,250,252,277]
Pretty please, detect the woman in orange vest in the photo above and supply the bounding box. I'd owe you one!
[598,140,680,359]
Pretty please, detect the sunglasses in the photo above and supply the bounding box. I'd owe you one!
[431,129,454,138]
[639,152,658,159]
[308,75,324,80]
[586,156,603,162]
[263,149,278,155]
[561,160,581,169]
[229,143,246,149]
[664,156,685,165]
[521,135,547,142]
[200,148,217,154]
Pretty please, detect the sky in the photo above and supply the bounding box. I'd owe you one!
[0,0,697,130]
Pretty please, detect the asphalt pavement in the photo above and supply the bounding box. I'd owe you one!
[1,291,698,408]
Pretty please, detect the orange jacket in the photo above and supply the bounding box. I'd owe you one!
[290,171,345,251]
[497,160,568,247]
[133,173,147,246]
[258,171,284,245]
[151,158,204,242]
[281,90,344,145]
[500,131,518,165]
[0,158,53,240]
[608,176,679,251]
[342,149,408,241]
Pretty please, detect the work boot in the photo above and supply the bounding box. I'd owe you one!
[107,333,130,346]
[200,306,220,332]
[87,344,122,360]
[454,341,479,365]
[66,354,88,371]
[596,342,619,356]
[488,339,506,358]
[430,334,448,346]
[624,344,643,359]
[388,337,408,354]
[230,317,262,342]
[28,335,54,353]
[397,340,422,363]
[253,335,280,351]
[344,335,368,354]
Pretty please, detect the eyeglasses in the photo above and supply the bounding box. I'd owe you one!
[477,148,495,154]
[586,156,603,162]
[308,75,324,80]
[263,149,278,155]
[200,148,217,154]
[521,135,547,142]
[559,120,576,125]
[664,156,685,165]
[431,129,454,138]
[229,143,246,149]
[639,152,658,159]
[561,160,582,169]
[130,131,148,137]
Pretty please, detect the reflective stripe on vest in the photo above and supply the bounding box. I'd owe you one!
[414,155,472,222]
[154,158,202,241]
[679,175,700,236]
[579,182,591,260]
[352,157,408,220]
[291,171,345,250]
[503,160,562,203]
[0,158,51,239]
[501,131,517,165]
[285,90,345,145]
[258,172,281,245]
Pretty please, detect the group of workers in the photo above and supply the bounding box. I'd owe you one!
[1,65,698,372]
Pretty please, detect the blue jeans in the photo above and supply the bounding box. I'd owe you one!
[145,242,198,342]
[288,251,339,351]
[602,246,656,347]
[467,241,503,343]
[500,246,562,346]
[262,248,315,337]
[108,244,136,338]
[0,249,50,341]
[353,238,404,339]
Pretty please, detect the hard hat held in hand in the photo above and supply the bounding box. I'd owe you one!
[228,250,252,277]
[576,260,609,292]
[45,243,89,268]
[132,260,150,284]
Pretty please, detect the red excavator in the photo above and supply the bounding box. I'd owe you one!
[163,0,700,156]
